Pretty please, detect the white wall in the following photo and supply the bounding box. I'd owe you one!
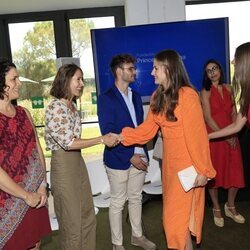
[125,0,185,25]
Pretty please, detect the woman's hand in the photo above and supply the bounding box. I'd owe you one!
[102,133,120,147]
[110,133,123,142]
[226,137,237,149]
[194,174,208,187]
[36,186,48,208]
[24,192,41,207]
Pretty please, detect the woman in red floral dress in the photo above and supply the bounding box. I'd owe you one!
[0,58,51,249]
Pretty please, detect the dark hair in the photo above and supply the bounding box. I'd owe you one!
[0,58,16,100]
[110,54,136,78]
[233,42,250,116]
[150,50,193,121]
[50,63,83,99]
[202,59,225,91]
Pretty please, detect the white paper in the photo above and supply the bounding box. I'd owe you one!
[177,166,198,192]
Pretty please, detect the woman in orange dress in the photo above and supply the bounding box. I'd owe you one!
[119,50,216,250]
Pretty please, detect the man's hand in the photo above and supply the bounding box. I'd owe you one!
[130,154,148,171]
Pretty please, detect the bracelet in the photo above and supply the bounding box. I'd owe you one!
[100,137,104,144]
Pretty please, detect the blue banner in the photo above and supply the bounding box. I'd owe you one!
[91,18,229,102]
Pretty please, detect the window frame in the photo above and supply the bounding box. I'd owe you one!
[0,6,124,59]
[0,6,125,125]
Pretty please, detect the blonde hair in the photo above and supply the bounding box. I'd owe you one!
[233,42,250,116]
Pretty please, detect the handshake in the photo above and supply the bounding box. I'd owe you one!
[101,133,123,147]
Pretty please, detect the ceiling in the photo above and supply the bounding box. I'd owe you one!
[0,0,238,15]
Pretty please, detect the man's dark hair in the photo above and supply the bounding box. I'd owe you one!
[110,54,136,78]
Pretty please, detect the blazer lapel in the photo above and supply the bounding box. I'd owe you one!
[132,92,142,125]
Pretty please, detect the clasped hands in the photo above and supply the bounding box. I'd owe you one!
[24,186,48,208]
[102,133,123,147]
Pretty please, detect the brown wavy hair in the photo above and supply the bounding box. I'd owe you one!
[233,42,250,116]
[150,50,193,121]
[50,63,83,100]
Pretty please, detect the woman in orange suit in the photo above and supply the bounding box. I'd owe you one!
[119,50,216,250]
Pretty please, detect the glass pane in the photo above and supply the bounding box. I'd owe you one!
[69,16,115,123]
[9,21,57,167]
[69,17,115,163]
[186,2,250,109]
[81,123,104,163]
[9,21,57,124]
[186,2,250,61]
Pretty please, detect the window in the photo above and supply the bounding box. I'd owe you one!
[9,21,57,126]
[186,1,250,60]
[186,1,250,108]
[0,7,125,163]
[69,16,115,123]
[9,21,57,158]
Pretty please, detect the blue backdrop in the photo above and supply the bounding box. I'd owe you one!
[91,18,229,102]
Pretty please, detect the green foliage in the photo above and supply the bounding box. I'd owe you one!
[19,82,44,100]
[81,127,104,156]
[77,81,97,118]
[12,19,95,99]
[13,21,56,83]
[70,19,94,57]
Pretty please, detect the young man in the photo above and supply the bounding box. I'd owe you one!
[97,54,156,250]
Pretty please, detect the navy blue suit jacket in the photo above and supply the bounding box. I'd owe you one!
[97,85,148,170]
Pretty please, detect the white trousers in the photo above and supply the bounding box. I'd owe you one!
[106,165,146,245]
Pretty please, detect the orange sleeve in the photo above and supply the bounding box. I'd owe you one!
[121,108,159,146]
[181,88,216,178]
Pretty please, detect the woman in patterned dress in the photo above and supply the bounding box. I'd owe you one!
[0,58,51,249]
[44,63,117,250]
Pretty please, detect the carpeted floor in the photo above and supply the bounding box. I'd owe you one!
[41,196,250,250]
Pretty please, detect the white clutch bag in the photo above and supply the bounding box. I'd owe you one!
[177,166,197,192]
